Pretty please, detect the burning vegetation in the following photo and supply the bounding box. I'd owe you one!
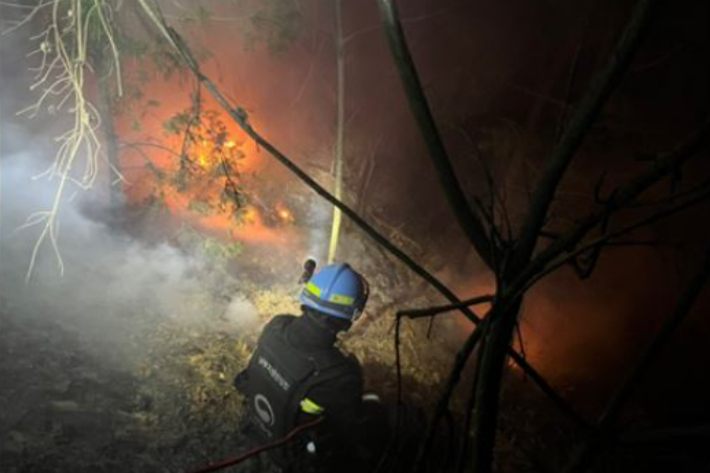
[122,104,298,246]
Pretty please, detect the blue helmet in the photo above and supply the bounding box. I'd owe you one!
[300,263,369,321]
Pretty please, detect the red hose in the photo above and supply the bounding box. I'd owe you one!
[183,417,324,473]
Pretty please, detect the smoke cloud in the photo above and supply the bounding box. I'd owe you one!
[0,122,261,367]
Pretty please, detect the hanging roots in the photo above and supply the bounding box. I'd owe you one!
[4,0,123,280]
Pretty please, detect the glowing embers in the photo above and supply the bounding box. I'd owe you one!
[239,205,261,226]
[274,202,295,224]
[170,114,247,221]
[194,138,238,170]
[121,108,297,245]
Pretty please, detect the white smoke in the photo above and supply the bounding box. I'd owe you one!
[305,193,331,264]
[0,127,262,365]
[224,295,259,332]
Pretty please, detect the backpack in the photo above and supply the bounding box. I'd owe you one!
[236,316,351,464]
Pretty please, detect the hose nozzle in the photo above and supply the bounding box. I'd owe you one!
[299,259,317,284]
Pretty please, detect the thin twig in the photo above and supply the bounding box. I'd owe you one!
[513,0,655,269]
[532,187,710,287]
[399,294,493,319]
[508,114,710,312]
[555,10,593,142]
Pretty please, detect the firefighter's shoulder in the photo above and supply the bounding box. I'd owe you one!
[263,314,297,332]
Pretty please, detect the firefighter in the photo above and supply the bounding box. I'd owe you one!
[234,262,386,472]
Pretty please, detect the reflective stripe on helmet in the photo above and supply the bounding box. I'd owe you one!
[300,397,325,415]
[308,282,354,306]
[301,289,357,317]
[329,293,355,305]
[305,281,322,297]
[300,263,369,320]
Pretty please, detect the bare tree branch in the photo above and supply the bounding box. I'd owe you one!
[398,294,493,319]
[448,123,509,247]
[513,0,655,270]
[522,184,710,295]
[515,117,710,296]
[469,2,657,471]
[377,0,497,269]
[555,11,594,143]
[457,317,491,473]
[415,309,592,473]
[415,312,489,472]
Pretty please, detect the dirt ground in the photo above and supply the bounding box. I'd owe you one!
[0,220,472,473]
[3,209,684,473]
[0,294,579,473]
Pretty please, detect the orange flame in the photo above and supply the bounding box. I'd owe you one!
[119,109,295,247]
[275,202,295,224]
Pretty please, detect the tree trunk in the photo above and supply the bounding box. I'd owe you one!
[377,0,496,269]
[327,0,345,264]
[469,296,522,471]
[468,1,655,471]
[97,72,122,206]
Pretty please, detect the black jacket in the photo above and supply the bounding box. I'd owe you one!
[235,313,365,470]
